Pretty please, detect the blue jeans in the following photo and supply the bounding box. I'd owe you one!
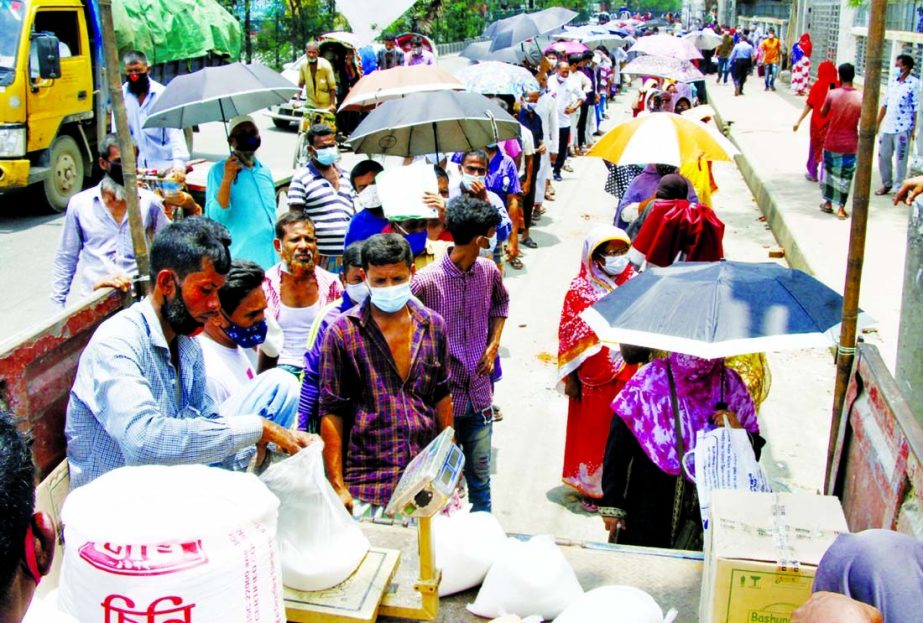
[717,57,729,83]
[595,94,607,126]
[456,403,493,512]
[764,62,778,89]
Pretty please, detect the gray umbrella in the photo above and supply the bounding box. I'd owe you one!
[142,62,299,129]
[461,39,548,64]
[347,90,521,157]
[487,7,578,52]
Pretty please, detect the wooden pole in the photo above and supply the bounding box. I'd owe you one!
[97,0,152,298]
[826,0,887,493]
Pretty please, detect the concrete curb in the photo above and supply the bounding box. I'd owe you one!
[708,98,816,276]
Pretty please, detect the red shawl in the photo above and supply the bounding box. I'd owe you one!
[632,199,725,267]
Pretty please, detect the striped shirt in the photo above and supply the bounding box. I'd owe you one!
[65,299,264,489]
[287,162,356,256]
[412,252,509,420]
[319,298,451,506]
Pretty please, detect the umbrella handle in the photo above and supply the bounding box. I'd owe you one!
[485,110,499,143]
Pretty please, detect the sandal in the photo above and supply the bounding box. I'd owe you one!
[521,237,538,249]
[492,405,504,422]
[508,256,524,270]
[580,500,599,513]
[819,203,834,214]
[544,192,555,202]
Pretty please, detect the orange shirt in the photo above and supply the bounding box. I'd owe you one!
[760,37,781,64]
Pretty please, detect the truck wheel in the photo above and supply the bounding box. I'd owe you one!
[44,135,85,212]
[272,118,292,129]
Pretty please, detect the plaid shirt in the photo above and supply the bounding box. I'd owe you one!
[261,262,343,322]
[412,253,509,419]
[319,298,451,506]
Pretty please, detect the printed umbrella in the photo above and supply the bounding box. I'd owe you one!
[488,7,578,51]
[142,62,299,129]
[347,90,520,157]
[629,33,703,60]
[455,61,540,98]
[586,112,737,167]
[544,40,590,56]
[581,261,872,359]
[621,55,704,82]
[337,65,463,111]
[684,29,724,50]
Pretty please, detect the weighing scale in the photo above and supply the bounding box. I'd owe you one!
[284,428,465,623]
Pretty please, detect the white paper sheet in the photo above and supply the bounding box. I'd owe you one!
[376,161,439,220]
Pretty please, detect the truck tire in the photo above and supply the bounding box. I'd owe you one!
[44,135,85,213]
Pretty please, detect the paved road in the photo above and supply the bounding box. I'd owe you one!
[0,63,835,540]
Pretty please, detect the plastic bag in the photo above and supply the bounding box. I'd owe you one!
[554,585,678,623]
[259,443,370,591]
[683,417,772,529]
[432,509,506,596]
[466,535,583,620]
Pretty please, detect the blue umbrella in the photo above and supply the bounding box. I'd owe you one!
[487,7,578,52]
[581,261,873,359]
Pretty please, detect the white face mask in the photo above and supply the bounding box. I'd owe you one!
[356,184,381,210]
[345,281,370,306]
[602,255,630,276]
[479,234,497,258]
[462,173,485,191]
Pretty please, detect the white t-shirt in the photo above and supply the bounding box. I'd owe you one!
[278,301,321,368]
[198,335,256,404]
[549,75,582,127]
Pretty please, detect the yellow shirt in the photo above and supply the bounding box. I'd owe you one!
[299,57,336,109]
[760,38,781,65]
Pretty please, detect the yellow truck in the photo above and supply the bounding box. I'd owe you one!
[0,0,240,211]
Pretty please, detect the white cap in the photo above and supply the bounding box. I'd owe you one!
[228,115,255,134]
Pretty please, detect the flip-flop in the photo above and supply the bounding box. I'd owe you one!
[819,203,834,214]
[521,237,538,249]
[508,256,524,270]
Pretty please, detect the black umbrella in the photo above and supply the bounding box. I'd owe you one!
[142,62,299,130]
[347,90,521,158]
[487,7,578,52]
[461,39,548,64]
[581,261,874,359]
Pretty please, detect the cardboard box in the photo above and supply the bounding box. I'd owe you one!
[700,491,849,623]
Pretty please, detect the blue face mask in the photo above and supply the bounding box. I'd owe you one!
[224,319,268,348]
[314,146,338,166]
[369,281,412,313]
[405,231,427,256]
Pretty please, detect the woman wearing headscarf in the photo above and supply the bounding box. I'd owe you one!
[790,33,813,96]
[614,164,698,229]
[599,353,764,549]
[558,226,638,511]
[793,61,839,182]
[627,173,725,267]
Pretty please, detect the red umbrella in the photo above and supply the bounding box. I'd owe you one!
[544,40,589,56]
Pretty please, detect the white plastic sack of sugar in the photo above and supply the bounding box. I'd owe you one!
[58,465,285,622]
[466,535,583,620]
[554,585,679,623]
[260,443,370,591]
[432,509,506,596]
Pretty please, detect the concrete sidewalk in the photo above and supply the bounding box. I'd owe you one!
[707,78,909,370]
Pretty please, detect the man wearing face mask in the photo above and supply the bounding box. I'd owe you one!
[404,35,435,66]
[198,260,300,430]
[298,242,367,433]
[450,150,514,272]
[411,196,508,512]
[288,124,356,272]
[343,160,387,247]
[205,116,277,269]
[299,42,338,112]
[51,133,169,310]
[261,211,343,375]
[376,35,405,70]
[120,51,189,176]
[319,234,453,514]
[65,218,315,489]
[385,217,451,270]
[549,61,585,182]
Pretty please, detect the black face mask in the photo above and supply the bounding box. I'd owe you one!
[106,159,124,186]
[127,72,150,96]
[234,133,261,152]
[164,277,203,336]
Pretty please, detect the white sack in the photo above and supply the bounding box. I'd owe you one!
[683,418,772,529]
[433,509,507,596]
[467,535,583,620]
[260,443,370,591]
[554,585,678,623]
[58,465,285,623]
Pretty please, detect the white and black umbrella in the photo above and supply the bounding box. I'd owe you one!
[142,62,299,129]
[347,90,520,158]
[581,261,874,359]
[486,7,578,52]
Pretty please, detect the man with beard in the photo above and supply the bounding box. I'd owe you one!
[65,218,314,489]
[260,211,343,375]
[205,115,278,269]
[299,41,337,112]
[121,50,189,175]
[51,133,169,310]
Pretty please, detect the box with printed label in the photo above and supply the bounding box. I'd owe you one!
[700,491,849,623]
